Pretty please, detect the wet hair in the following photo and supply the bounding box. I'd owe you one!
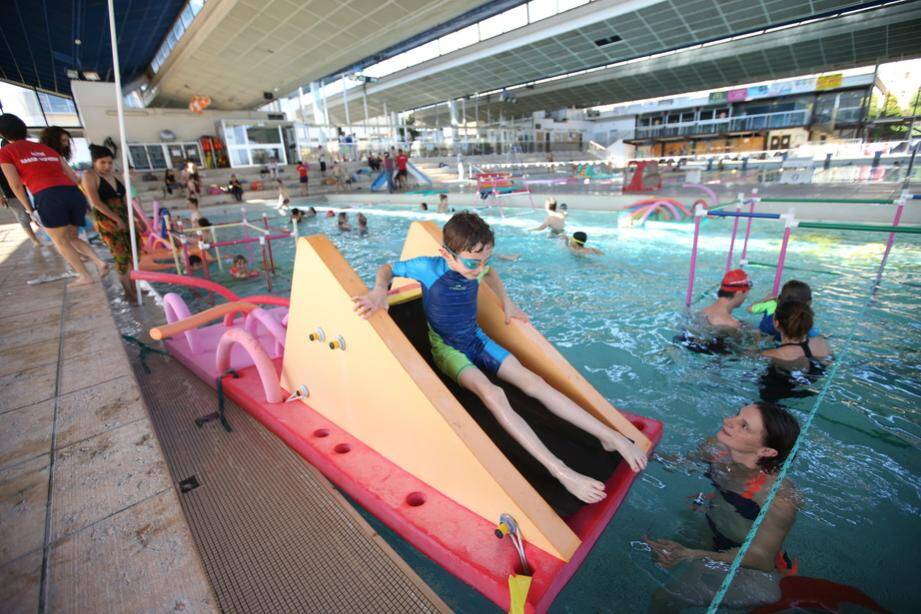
[198,218,211,227]
[89,144,114,162]
[439,193,448,201]
[774,300,813,339]
[0,113,28,140]
[188,196,198,204]
[189,255,203,266]
[233,254,247,265]
[443,211,494,253]
[717,289,739,299]
[41,126,73,160]
[291,208,302,217]
[420,202,428,210]
[338,212,347,220]
[753,402,800,473]
[572,231,587,245]
[308,206,316,214]
[548,201,557,211]
[357,213,367,225]
[779,280,812,304]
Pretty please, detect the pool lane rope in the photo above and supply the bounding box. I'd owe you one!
[705,268,896,613]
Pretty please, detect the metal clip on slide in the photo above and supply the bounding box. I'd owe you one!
[285,384,309,403]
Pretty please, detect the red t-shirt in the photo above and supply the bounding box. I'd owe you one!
[396,154,408,171]
[0,141,73,194]
[296,163,308,177]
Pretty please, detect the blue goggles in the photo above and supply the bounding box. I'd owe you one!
[444,245,491,270]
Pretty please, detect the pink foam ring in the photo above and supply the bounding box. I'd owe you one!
[132,197,152,233]
[651,200,682,221]
[130,270,240,302]
[222,295,291,327]
[162,292,201,353]
[636,204,659,225]
[215,327,285,404]
[683,183,717,209]
[281,312,289,327]
[243,307,287,354]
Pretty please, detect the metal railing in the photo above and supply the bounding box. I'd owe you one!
[635,110,811,139]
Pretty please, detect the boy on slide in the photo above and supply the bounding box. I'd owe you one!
[353,211,647,504]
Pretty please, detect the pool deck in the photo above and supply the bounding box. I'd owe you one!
[0,217,217,612]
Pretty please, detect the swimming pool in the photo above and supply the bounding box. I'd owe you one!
[155,202,920,612]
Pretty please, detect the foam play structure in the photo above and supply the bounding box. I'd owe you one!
[623,198,693,226]
[141,222,662,612]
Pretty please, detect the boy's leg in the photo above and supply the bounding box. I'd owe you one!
[456,366,607,504]
[497,354,648,471]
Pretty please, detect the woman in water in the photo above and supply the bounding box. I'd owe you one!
[762,300,830,370]
[646,402,801,611]
[81,145,138,301]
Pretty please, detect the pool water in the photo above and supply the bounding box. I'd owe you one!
[162,203,920,612]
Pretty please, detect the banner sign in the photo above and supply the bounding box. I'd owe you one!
[816,73,843,90]
[727,88,748,102]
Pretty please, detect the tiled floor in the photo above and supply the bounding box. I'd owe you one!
[0,219,216,613]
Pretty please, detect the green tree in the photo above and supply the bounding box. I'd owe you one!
[868,93,907,140]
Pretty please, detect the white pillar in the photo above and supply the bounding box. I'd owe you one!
[297,86,307,123]
[341,78,351,128]
[107,0,141,304]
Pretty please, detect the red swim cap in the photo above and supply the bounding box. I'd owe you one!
[721,269,751,292]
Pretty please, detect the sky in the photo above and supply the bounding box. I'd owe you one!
[876,58,921,109]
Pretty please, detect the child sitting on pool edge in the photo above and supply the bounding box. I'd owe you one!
[352,211,647,504]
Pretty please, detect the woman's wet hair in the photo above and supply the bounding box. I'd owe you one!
[0,113,28,140]
[443,211,494,253]
[774,300,813,339]
[89,144,114,162]
[41,126,73,160]
[779,279,812,304]
[753,402,800,473]
[198,218,211,227]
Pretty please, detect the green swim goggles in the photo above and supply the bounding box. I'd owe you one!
[444,244,491,270]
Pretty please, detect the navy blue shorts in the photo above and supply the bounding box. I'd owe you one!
[34,185,87,228]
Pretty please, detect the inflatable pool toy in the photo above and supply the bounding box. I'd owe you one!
[621,198,693,227]
[134,222,662,612]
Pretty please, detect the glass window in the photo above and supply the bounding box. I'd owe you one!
[0,81,46,126]
[189,0,205,16]
[223,124,246,145]
[246,126,281,144]
[438,25,478,55]
[171,21,185,42]
[180,6,194,28]
[37,93,76,114]
[146,145,168,169]
[128,145,151,169]
[478,13,508,40]
[558,0,589,11]
[528,0,558,22]
[250,147,282,165]
[229,148,250,167]
[699,109,714,120]
[183,143,202,164]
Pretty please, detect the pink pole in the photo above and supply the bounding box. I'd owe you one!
[263,214,276,273]
[876,196,905,281]
[725,194,743,272]
[739,189,758,265]
[772,226,792,295]
[685,209,703,307]
[260,238,272,292]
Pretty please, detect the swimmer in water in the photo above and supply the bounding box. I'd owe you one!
[530,198,567,237]
[762,300,831,373]
[565,231,602,255]
[700,269,752,330]
[646,402,801,612]
[749,279,821,341]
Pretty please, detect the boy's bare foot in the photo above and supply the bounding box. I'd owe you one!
[601,432,648,472]
[555,466,607,504]
[68,276,95,289]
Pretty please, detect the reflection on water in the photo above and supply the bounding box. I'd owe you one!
[146,203,920,612]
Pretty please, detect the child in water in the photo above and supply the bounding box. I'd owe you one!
[353,211,647,504]
[357,213,368,236]
[337,211,352,232]
[566,231,602,255]
[230,254,250,279]
[749,280,820,341]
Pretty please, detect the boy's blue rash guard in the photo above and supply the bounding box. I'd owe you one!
[392,256,509,371]
[758,313,819,341]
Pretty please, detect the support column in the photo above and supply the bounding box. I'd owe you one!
[341,78,351,129]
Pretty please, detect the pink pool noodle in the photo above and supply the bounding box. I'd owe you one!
[772,226,792,295]
[685,210,703,307]
[215,327,285,404]
[130,270,240,302]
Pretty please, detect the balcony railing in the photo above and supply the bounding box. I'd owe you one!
[635,109,812,139]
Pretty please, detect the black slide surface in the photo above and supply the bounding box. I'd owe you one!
[389,299,622,517]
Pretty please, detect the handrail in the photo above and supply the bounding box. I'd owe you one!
[215,328,285,404]
[151,302,257,340]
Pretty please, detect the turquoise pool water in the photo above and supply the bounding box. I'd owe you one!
[163,202,920,612]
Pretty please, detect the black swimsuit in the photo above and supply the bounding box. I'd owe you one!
[777,339,824,375]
